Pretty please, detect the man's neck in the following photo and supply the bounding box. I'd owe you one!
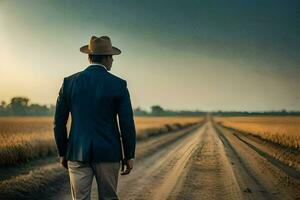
[90,62,107,70]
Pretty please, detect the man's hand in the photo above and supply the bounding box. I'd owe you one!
[60,156,68,169]
[121,159,133,175]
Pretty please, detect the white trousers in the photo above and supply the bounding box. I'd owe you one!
[68,161,120,200]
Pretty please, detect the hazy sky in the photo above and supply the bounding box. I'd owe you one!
[0,0,299,111]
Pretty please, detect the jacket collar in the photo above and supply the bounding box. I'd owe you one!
[85,63,108,71]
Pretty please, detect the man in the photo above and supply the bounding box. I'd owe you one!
[54,35,136,200]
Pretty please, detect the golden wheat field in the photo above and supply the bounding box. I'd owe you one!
[134,116,203,134]
[0,116,203,166]
[214,116,300,149]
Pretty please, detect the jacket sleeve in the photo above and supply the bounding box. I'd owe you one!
[117,81,136,160]
[53,78,70,157]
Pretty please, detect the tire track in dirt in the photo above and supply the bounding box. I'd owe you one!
[217,123,300,177]
[150,126,208,200]
[174,120,243,200]
[213,123,272,200]
[135,123,204,161]
[112,123,208,200]
[233,132,300,180]
[213,121,300,200]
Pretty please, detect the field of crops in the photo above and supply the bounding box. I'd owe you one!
[214,116,300,149]
[0,116,203,166]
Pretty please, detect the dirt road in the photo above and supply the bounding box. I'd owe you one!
[56,118,300,200]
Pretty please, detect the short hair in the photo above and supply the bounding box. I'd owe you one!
[88,54,111,63]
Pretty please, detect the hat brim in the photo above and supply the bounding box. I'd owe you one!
[80,45,121,55]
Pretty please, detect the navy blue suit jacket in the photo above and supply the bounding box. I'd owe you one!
[54,64,136,162]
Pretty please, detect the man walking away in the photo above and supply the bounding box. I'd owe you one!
[54,35,136,200]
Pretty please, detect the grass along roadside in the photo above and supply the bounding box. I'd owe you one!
[0,162,69,200]
[213,116,300,149]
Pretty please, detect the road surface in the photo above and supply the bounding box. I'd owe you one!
[55,118,300,200]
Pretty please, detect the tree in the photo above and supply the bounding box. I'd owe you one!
[0,101,7,115]
[9,97,30,115]
[133,107,149,116]
[151,105,164,116]
[0,101,6,108]
[28,104,50,116]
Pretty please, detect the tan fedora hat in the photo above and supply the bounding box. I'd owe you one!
[80,36,121,55]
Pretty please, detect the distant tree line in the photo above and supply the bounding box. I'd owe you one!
[211,110,300,116]
[134,105,206,116]
[0,97,55,116]
[0,98,207,117]
[134,106,300,116]
[0,97,299,117]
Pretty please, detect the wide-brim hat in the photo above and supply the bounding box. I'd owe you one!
[80,36,121,55]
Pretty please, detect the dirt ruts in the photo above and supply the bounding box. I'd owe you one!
[214,122,300,200]
[50,122,205,200]
[175,121,242,200]
[57,118,300,200]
